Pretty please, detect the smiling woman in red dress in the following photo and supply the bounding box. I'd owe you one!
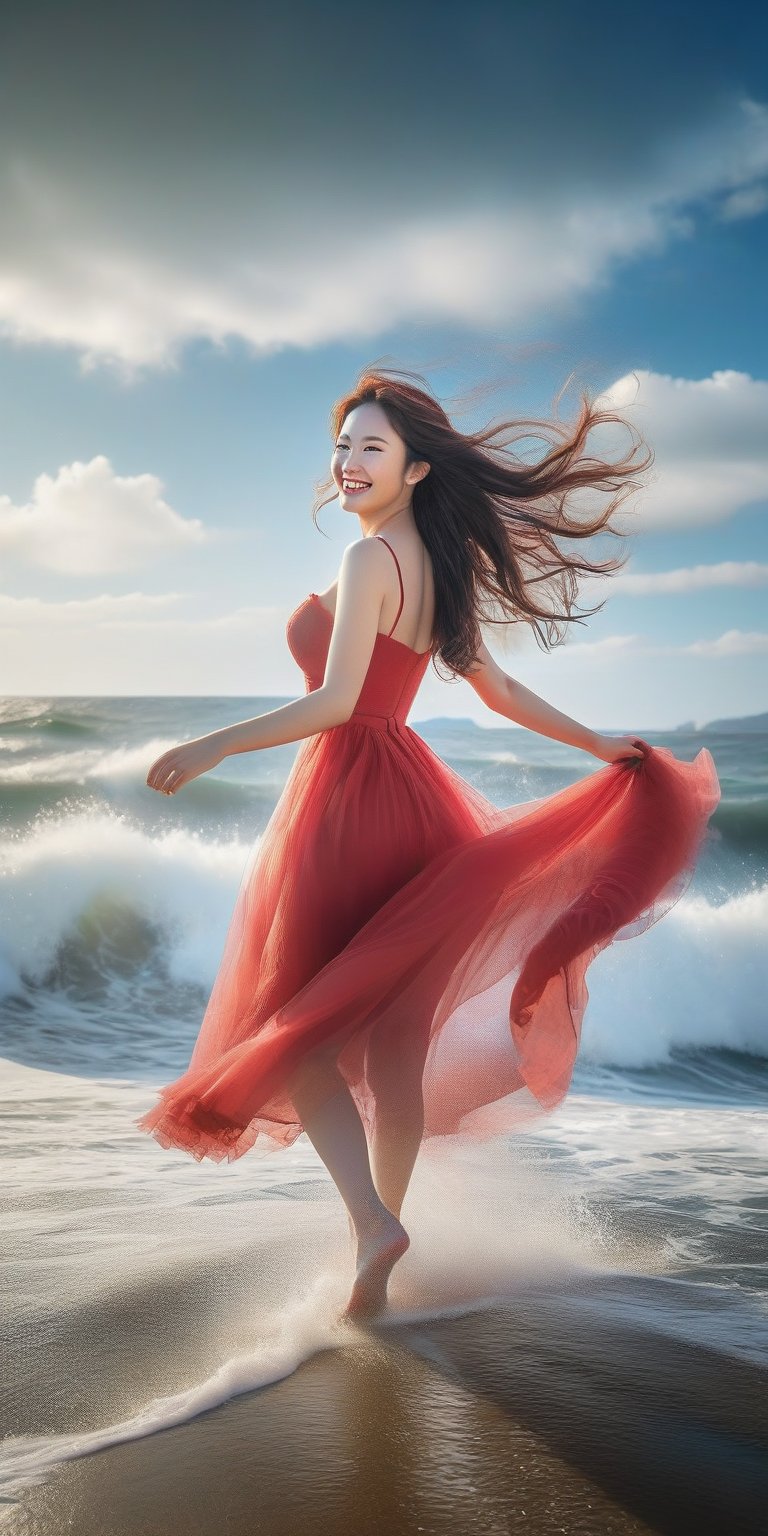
[139,365,720,1321]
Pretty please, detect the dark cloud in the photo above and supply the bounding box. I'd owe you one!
[1,0,763,199]
[0,0,765,370]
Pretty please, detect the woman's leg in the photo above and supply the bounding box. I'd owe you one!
[289,1052,386,1232]
[365,1016,430,1220]
[368,1090,424,1221]
[287,1049,410,1317]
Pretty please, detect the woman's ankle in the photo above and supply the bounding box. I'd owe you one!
[353,1198,401,1239]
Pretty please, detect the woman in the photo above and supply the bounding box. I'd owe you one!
[139,365,720,1321]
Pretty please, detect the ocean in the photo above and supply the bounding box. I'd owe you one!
[1,695,766,1534]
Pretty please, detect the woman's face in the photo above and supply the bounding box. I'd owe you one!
[331,401,425,516]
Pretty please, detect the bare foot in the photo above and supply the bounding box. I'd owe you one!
[342,1210,410,1321]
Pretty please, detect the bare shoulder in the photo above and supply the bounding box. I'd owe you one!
[338,536,392,586]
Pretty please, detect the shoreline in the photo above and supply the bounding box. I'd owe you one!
[3,1293,767,1535]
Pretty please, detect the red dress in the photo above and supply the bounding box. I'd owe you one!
[136,536,721,1163]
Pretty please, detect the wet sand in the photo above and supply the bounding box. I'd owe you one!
[4,1290,767,1536]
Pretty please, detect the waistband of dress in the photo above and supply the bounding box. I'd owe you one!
[347,711,407,734]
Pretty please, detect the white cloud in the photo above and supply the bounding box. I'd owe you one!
[594,368,768,529]
[718,182,768,221]
[584,560,768,595]
[0,96,766,374]
[0,591,281,634]
[519,627,768,661]
[0,456,208,573]
[0,592,187,622]
[0,593,292,697]
[549,633,647,660]
[682,629,768,656]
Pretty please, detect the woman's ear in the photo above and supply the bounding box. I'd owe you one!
[409,460,430,485]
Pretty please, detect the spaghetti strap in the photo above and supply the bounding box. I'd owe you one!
[375,535,405,638]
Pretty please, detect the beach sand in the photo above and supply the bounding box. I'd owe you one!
[4,1287,766,1536]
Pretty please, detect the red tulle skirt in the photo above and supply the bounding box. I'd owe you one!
[137,720,720,1163]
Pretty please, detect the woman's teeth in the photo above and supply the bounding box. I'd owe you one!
[343,481,371,493]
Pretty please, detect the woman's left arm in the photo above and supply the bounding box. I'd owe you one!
[499,676,645,762]
[464,641,645,763]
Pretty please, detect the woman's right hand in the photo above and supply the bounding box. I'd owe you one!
[146,735,224,796]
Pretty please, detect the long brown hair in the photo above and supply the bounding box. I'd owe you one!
[312,363,653,679]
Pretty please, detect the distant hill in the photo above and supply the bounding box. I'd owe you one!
[415,709,768,735]
[413,716,483,729]
[694,710,768,734]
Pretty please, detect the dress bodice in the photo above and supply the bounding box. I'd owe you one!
[286,594,431,727]
[286,535,432,729]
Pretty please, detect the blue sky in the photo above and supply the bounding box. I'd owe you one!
[1,0,766,731]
